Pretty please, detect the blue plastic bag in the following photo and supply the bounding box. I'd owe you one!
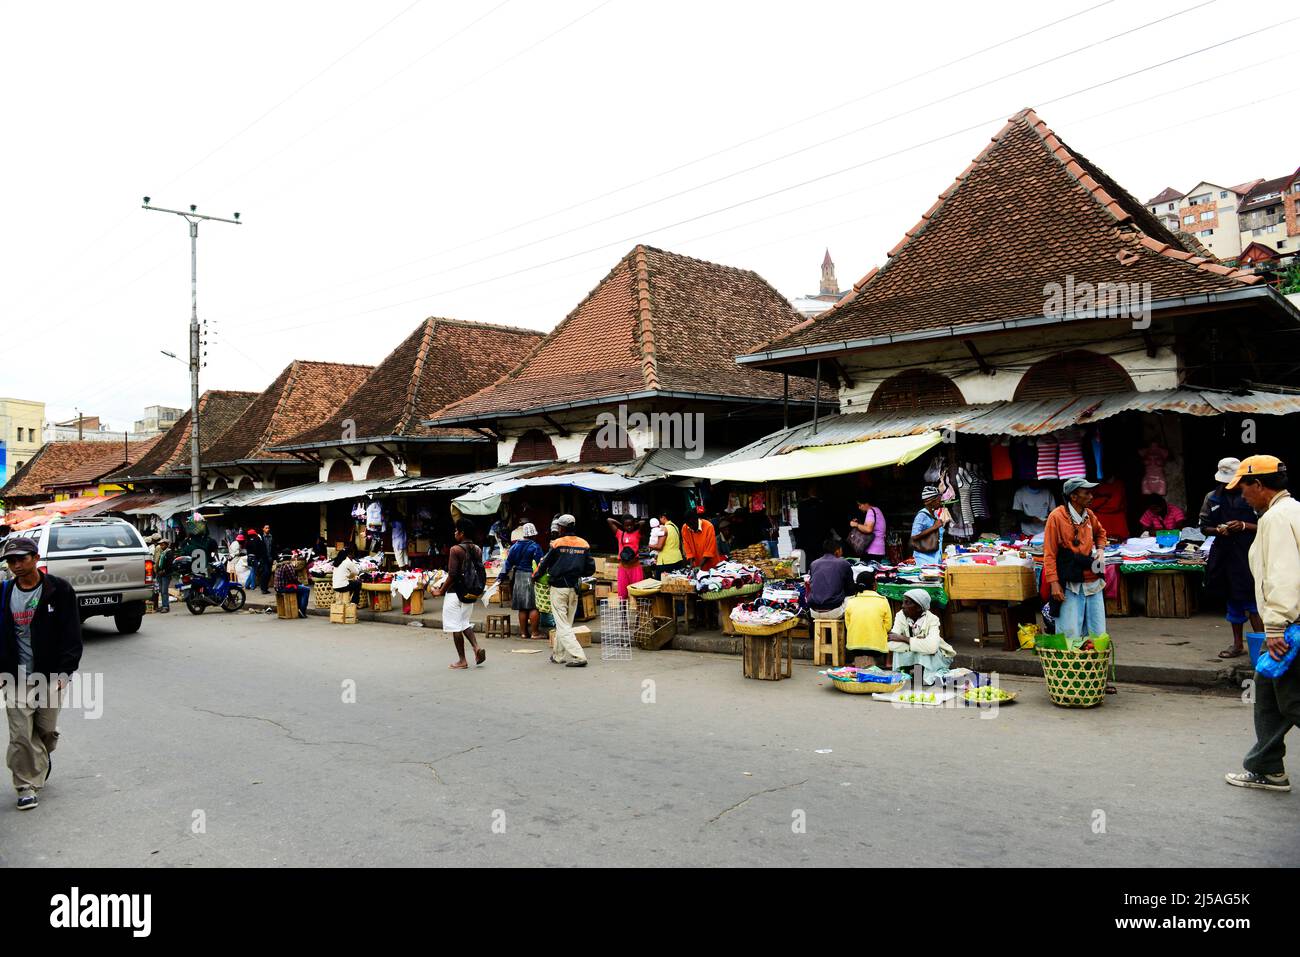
[1255,624,1300,679]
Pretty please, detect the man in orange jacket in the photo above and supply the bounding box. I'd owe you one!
[681,509,722,571]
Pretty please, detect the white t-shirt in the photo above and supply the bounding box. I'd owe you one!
[332,558,359,589]
[1012,486,1055,536]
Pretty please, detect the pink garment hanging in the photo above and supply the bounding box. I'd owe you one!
[1056,439,1087,478]
[1036,440,1059,480]
[1140,444,1169,496]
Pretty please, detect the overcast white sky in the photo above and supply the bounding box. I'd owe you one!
[2,0,1296,430]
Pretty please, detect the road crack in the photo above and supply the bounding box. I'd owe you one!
[190,707,370,748]
[704,779,808,825]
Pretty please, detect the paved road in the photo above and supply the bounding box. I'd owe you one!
[2,610,1296,867]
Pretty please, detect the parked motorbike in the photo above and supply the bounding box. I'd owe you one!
[175,556,246,614]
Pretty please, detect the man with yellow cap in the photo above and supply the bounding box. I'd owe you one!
[1223,455,1300,792]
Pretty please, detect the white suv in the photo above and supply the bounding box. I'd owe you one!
[11,517,154,633]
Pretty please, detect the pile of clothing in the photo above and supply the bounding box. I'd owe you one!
[691,561,763,594]
[730,604,799,627]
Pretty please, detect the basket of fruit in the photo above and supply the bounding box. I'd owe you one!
[961,686,1018,707]
[823,667,907,695]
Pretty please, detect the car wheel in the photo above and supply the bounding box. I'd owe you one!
[114,609,144,634]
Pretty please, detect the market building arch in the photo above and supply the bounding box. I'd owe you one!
[868,369,967,413]
[511,429,559,463]
[1014,350,1134,401]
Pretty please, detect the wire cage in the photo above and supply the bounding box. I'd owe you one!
[599,598,635,660]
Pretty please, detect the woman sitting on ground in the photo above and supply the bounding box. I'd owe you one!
[887,588,956,682]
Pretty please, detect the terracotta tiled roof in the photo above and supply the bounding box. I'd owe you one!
[747,109,1260,358]
[1238,173,1295,213]
[428,246,815,423]
[276,318,545,449]
[1228,178,1264,197]
[201,360,374,466]
[1145,186,1184,206]
[1173,230,1216,261]
[106,390,259,482]
[2,439,160,499]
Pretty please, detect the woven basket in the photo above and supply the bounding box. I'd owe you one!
[831,676,906,695]
[627,579,661,596]
[732,618,798,636]
[1037,646,1111,708]
[312,580,335,608]
[700,583,762,601]
[534,579,552,614]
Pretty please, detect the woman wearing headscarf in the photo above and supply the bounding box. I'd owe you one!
[887,588,956,681]
[499,523,544,639]
[910,486,946,566]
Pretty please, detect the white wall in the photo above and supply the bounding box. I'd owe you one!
[837,326,1179,410]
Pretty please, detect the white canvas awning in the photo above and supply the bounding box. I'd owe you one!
[672,431,943,483]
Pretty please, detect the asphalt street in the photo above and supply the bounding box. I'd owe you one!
[2,609,1296,867]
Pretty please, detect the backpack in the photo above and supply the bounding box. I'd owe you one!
[453,543,485,602]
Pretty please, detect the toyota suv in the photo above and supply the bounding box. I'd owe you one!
[10,517,154,633]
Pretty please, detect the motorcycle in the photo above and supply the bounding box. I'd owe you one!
[175,556,246,614]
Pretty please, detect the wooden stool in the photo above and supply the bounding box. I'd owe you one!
[974,601,1020,651]
[485,614,511,639]
[811,618,846,666]
[743,630,793,680]
[275,593,298,620]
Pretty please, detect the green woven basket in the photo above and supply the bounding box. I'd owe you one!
[1036,646,1112,708]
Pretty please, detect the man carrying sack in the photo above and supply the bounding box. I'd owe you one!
[1224,455,1300,792]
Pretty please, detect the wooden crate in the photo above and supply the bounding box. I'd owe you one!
[595,583,612,599]
[549,625,593,648]
[1105,574,1130,617]
[1145,572,1195,619]
[576,590,598,622]
[944,565,1035,602]
[743,631,792,680]
[329,602,358,624]
[402,590,424,616]
[276,593,298,620]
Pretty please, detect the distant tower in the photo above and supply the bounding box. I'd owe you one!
[819,249,839,297]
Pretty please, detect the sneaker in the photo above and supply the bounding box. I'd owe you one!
[1225,771,1291,792]
[16,793,38,811]
[45,755,50,782]
[566,659,588,668]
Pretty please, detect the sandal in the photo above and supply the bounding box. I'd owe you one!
[475,647,487,665]
[449,661,469,670]
[1218,647,1246,659]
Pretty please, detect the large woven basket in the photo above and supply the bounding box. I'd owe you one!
[312,580,335,608]
[732,618,798,636]
[1037,646,1112,708]
[831,676,907,695]
[659,578,695,595]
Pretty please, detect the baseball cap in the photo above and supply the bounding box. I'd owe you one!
[1214,457,1241,484]
[1,536,39,560]
[1225,454,1286,490]
[1062,477,1099,495]
[555,514,576,528]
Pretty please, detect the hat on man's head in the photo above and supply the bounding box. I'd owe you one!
[1062,477,1098,496]
[921,485,940,501]
[0,537,39,560]
[1214,457,1242,484]
[520,523,538,538]
[1225,455,1287,490]
[555,514,576,528]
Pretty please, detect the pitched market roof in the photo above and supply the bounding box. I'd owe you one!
[201,360,374,466]
[743,108,1261,365]
[276,318,545,449]
[2,439,159,499]
[106,390,259,482]
[427,245,815,424]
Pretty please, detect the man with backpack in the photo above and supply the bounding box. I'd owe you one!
[429,518,486,671]
[156,538,176,613]
[533,514,595,668]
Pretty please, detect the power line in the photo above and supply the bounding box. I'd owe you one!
[235,0,1122,312]
[247,14,1290,335]
[236,0,1215,328]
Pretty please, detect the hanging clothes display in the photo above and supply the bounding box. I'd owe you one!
[1090,430,1104,479]
[1036,438,1059,481]
[1056,433,1088,479]
[968,467,991,520]
[990,442,1013,482]
[1012,440,1037,480]
[1140,443,1169,496]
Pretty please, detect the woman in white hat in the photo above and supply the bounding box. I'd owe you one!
[499,523,544,639]
[1199,457,1263,658]
[887,588,955,682]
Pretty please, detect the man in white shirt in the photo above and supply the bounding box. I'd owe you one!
[1012,482,1055,537]
[1223,455,1300,792]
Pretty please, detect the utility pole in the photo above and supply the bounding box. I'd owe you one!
[76,409,83,441]
[141,198,242,513]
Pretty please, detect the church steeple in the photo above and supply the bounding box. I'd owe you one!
[819,248,839,297]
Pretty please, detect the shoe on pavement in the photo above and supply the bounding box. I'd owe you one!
[16,793,38,811]
[566,659,588,668]
[1225,771,1291,792]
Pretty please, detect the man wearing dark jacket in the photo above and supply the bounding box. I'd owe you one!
[1,536,83,811]
[533,514,594,667]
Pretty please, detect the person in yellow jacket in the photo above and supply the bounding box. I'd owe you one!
[651,509,684,576]
[1224,455,1300,792]
[844,573,893,668]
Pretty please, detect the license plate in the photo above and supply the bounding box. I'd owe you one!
[79,594,121,608]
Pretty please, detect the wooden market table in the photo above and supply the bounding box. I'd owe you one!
[943,565,1038,651]
[1119,563,1203,619]
[742,625,794,680]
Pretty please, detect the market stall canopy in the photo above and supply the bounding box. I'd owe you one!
[243,479,388,507]
[699,386,1300,465]
[123,492,199,519]
[673,431,942,483]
